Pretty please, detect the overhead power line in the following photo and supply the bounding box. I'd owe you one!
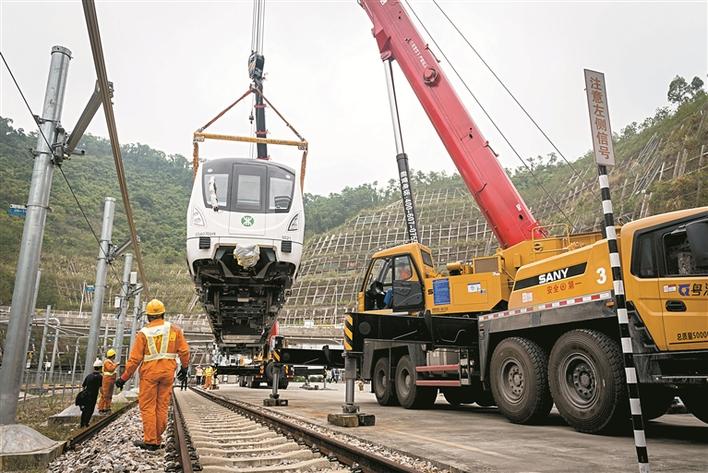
[1,49,123,288]
[431,0,578,175]
[403,0,574,229]
[82,0,149,294]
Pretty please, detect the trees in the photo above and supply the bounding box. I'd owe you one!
[667,75,705,105]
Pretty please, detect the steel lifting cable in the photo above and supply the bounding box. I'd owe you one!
[403,0,574,229]
[431,0,578,176]
[82,0,149,294]
[1,50,124,289]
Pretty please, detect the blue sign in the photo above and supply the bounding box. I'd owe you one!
[8,204,26,218]
[433,279,451,305]
[85,285,95,293]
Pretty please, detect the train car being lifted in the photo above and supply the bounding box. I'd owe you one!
[187,156,304,350]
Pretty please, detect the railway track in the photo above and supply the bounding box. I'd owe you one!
[172,388,424,473]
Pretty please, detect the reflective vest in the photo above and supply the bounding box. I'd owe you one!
[140,322,178,362]
[204,367,213,377]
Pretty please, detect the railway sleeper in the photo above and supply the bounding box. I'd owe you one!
[199,449,322,466]
[193,437,289,450]
[198,442,303,457]
[200,457,346,473]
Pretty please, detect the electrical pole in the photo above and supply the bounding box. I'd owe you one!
[34,305,51,389]
[125,288,142,390]
[20,269,42,388]
[0,46,71,425]
[48,318,61,385]
[83,197,115,378]
[113,253,133,366]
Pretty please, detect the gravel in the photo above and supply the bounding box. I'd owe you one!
[47,408,166,473]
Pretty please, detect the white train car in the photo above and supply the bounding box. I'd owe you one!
[187,157,304,352]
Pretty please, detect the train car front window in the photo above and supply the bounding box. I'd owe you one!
[202,168,229,210]
[269,167,295,212]
[235,171,264,212]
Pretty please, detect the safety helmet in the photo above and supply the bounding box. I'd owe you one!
[146,299,166,316]
[93,358,103,368]
[106,348,116,358]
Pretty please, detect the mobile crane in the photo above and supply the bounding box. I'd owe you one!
[346,0,708,433]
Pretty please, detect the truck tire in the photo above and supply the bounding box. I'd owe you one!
[680,386,708,423]
[248,377,260,389]
[239,376,247,387]
[265,362,275,383]
[640,385,675,420]
[372,356,398,406]
[395,355,438,409]
[490,337,552,424]
[278,376,289,390]
[548,329,627,433]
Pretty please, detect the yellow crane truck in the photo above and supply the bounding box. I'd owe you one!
[348,0,708,434]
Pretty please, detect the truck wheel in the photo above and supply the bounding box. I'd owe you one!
[278,376,289,390]
[395,355,438,409]
[548,329,627,433]
[372,357,398,406]
[490,337,552,424]
[640,385,675,420]
[238,376,246,387]
[265,362,275,383]
[680,386,708,423]
[248,377,260,389]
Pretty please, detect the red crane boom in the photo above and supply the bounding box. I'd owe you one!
[360,0,543,248]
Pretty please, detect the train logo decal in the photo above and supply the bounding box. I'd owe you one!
[241,215,255,227]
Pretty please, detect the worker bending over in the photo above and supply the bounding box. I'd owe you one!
[98,348,118,413]
[115,299,189,450]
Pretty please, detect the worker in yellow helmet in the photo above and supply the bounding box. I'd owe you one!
[98,348,117,413]
[115,299,189,450]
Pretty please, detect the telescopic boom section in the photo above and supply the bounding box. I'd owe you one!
[360,0,543,248]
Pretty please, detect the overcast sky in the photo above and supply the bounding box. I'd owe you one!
[1,1,706,196]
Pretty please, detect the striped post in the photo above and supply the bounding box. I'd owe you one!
[598,164,650,473]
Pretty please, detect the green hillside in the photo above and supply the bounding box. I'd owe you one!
[0,84,705,314]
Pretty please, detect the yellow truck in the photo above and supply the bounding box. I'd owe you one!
[348,208,708,433]
[349,0,708,434]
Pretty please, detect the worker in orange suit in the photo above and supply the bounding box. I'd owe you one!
[98,348,118,413]
[115,299,189,450]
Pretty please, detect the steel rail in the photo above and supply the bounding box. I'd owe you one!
[171,391,195,473]
[190,387,420,473]
[65,400,138,450]
[81,0,149,294]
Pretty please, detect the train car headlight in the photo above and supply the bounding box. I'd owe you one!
[192,208,206,226]
[287,214,299,231]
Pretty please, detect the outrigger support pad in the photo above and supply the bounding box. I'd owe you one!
[327,351,375,427]
[264,338,288,407]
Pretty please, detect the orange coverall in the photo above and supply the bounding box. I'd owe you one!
[119,319,189,445]
[98,358,117,412]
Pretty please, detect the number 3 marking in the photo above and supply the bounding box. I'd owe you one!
[596,267,607,284]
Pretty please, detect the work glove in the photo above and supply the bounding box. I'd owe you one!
[177,366,188,381]
[115,378,126,390]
